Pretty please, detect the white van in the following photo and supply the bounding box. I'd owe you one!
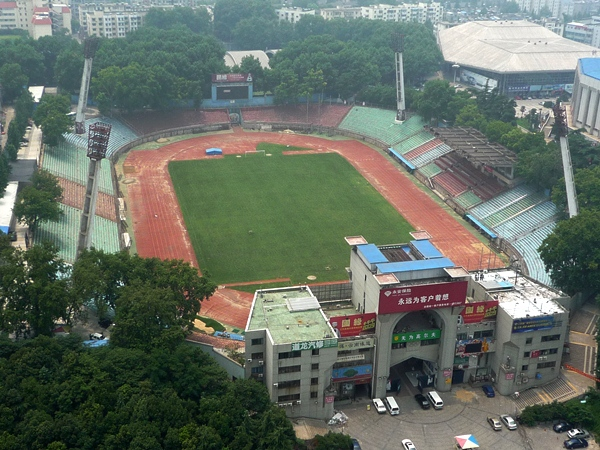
[383,396,400,415]
[427,390,444,409]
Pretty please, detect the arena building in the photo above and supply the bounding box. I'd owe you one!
[571,57,600,136]
[438,20,597,98]
[245,235,569,420]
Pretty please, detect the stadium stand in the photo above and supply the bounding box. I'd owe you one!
[42,141,115,195]
[120,109,230,136]
[432,171,468,196]
[494,201,558,240]
[338,107,426,146]
[403,138,444,160]
[469,185,534,220]
[417,162,443,179]
[391,130,435,154]
[63,117,139,158]
[34,204,120,263]
[241,104,351,128]
[512,223,556,286]
[454,191,483,210]
[409,143,453,168]
[478,191,547,228]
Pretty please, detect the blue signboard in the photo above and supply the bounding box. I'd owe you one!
[512,316,554,333]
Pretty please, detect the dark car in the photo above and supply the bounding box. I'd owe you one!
[414,393,430,409]
[564,438,588,449]
[482,385,495,397]
[554,421,574,433]
[351,438,362,450]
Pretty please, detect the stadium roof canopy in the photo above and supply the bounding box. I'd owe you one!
[438,21,598,74]
[580,57,600,81]
[224,50,270,70]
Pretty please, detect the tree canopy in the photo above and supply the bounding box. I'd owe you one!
[12,169,63,233]
[0,335,299,449]
[539,209,600,295]
[33,94,72,147]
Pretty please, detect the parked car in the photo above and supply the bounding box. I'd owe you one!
[401,439,417,450]
[487,416,502,431]
[372,398,386,414]
[554,421,574,433]
[414,393,430,409]
[567,429,590,439]
[351,438,362,450]
[482,385,495,397]
[564,438,589,449]
[500,414,517,430]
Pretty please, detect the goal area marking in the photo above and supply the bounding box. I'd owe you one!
[245,150,266,157]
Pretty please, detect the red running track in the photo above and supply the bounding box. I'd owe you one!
[124,129,503,330]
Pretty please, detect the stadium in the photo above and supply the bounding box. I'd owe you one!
[438,20,598,98]
[35,101,560,323]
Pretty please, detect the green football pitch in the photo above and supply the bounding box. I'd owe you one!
[169,145,413,285]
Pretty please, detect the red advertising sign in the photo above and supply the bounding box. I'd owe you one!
[530,350,540,358]
[460,301,498,324]
[329,313,376,337]
[211,73,253,83]
[378,281,467,315]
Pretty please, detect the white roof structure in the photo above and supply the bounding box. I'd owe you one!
[0,181,18,231]
[224,51,271,70]
[28,86,45,103]
[438,21,598,74]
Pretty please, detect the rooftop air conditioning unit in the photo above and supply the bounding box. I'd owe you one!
[296,400,302,405]
[522,377,529,383]
[247,359,253,363]
[258,374,263,378]
[259,360,264,365]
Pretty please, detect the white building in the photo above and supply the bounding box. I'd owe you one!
[0,0,69,37]
[276,7,315,24]
[245,235,570,420]
[31,6,52,39]
[78,3,145,38]
[571,57,600,135]
[319,3,443,25]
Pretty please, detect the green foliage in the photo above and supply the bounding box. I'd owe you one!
[168,151,414,284]
[476,88,516,124]
[356,84,397,108]
[144,7,212,34]
[0,153,10,194]
[196,316,226,332]
[519,395,597,430]
[413,80,456,123]
[12,169,63,233]
[0,240,76,337]
[0,63,28,103]
[313,432,353,449]
[213,0,276,42]
[0,337,293,449]
[552,165,600,215]
[567,131,600,168]
[539,209,600,295]
[33,94,71,147]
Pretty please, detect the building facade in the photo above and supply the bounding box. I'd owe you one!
[245,236,569,420]
[0,0,69,37]
[275,7,315,23]
[571,57,600,136]
[319,3,443,25]
[78,3,145,38]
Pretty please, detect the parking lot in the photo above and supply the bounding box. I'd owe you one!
[328,379,598,450]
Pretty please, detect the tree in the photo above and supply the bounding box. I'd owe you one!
[0,240,75,337]
[313,432,353,450]
[0,63,28,103]
[414,80,456,123]
[12,169,63,233]
[455,104,487,130]
[485,120,514,143]
[552,165,600,215]
[0,153,10,195]
[539,209,600,295]
[33,95,72,147]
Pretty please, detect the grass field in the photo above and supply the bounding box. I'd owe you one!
[169,144,414,284]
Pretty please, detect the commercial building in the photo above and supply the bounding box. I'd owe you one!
[571,57,600,136]
[438,20,597,98]
[246,235,569,419]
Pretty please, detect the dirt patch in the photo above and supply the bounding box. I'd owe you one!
[194,319,214,334]
[454,389,477,403]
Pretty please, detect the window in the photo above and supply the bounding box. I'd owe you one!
[311,377,319,385]
[312,349,319,356]
[251,366,264,374]
[278,365,301,374]
[251,338,263,346]
[337,350,352,356]
[525,338,533,345]
[473,330,493,338]
[540,348,558,355]
[537,361,557,369]
[310,391,318,399]
[278,394,300,402]
[521,365,529,371]
[251,352,264,359]
[311,363,319,370]
[524,351,530,358]
[541,334,560,342]
[278,380,300,389]
[456,333,467,340]
[278,350,302,360]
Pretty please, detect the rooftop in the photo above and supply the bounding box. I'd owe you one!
[246,286,336,345]
[474,269,566,319]
[438,20,597,73]
[579,57,600,81]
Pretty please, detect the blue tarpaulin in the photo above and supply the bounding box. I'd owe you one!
[206,148,223,155]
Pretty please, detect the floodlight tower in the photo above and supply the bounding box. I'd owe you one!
[75,37,100,134]
[77,122,112,258]
[552,102,579,218]
[392,33,406,123]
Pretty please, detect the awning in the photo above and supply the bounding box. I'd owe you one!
[455,434,479,449]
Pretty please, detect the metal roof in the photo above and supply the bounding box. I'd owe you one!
[439,20,598,74]
[357,243,389,264]
[376,257,455,274]
[410,239,443,259]
[580,57,600,81]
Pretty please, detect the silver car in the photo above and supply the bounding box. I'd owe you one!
[487,416,502,431]
[500,414,517,430]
